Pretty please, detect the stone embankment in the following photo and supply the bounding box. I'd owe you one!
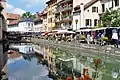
[31,38,120,57]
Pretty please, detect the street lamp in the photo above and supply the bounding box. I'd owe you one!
[75,19,78,31]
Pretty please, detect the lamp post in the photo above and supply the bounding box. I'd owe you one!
[75,19,78,31]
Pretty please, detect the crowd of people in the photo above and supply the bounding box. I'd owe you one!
[40,28,120,48]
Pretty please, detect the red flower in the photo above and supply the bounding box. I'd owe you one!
[66,76,72,80]
[94,58,101,65]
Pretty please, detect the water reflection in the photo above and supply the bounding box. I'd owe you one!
[34,44,120,80]
[7,52,52,80]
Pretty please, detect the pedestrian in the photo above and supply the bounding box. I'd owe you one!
[112,29,118,48]
[86,33,91,44]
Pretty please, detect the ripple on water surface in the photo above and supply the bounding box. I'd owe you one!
[7,55,52,80]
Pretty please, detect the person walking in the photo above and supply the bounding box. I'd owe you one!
[86,33,91,44]
[112,29,118,48]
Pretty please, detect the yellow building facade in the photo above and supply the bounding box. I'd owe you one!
[46,0,57,31]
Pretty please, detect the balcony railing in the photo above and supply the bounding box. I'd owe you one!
[61,15,72,21]
[55,4,73,13]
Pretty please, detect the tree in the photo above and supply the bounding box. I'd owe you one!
[101,9,112,27]
[101,8,120,27]
[21,12,36,20]
[111,8,120,27]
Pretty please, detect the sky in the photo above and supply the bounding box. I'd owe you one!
[6,0,47,15]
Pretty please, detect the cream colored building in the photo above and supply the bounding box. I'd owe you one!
[73,0,102,30]
[46,0,57,31]
[100,0,120,12]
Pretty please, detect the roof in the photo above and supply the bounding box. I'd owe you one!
[8,20,18,25]
[7,13,20,20]
[46,0,51,4]
[19,18,33,23]
[41,8,47,15]
[74,0,99,13]
[0,0,6,2]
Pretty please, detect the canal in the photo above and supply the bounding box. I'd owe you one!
[8,42,120,80]
[7,46,53,80]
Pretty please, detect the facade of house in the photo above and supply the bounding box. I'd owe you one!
[7,13,20,32]
[46,0,57,31]
[100,0,120,12]
[34,19,43,32]
[6,13,20,25]
[54,0,73,30]
[41,8,48,32]
[18,19,34,32]
[73,0,102,30]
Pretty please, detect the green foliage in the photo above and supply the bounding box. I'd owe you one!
[101,9,112,27]
[21,12,36,20]
[101,8,120,27]
[95,23,104,28]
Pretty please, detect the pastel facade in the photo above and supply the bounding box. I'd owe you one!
[100,0,120,12]
[18,19,34,32]
[73,0,102,30]
[54,0,73,30]
[34,19,43,32]
[46,0,57,31]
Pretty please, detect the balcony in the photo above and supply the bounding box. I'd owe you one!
[55,18,61,23]
[61,15,72,22]
[55,4,73,14]
[61,4,73,12]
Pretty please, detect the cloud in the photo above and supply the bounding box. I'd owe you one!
[6,3,26,15]
[20,0,41,8]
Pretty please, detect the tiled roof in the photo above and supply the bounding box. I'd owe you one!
[0,0,6,2]
[74,0,99,12]
[19,18,33,23]
[8,20,18,25]
[7,13,20,20]
[46,0,51,4]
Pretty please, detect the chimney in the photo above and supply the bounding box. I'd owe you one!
[80,3,84,28]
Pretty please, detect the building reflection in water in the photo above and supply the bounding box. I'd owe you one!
[7,50,52,80]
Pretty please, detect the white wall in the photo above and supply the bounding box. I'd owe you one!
[73,12,80,30]
[84,1,102,27]
[73,1,102,29]
[73,0,91,10]
[18,22,34,32]
[101,0,120,11]
[7,25,19,32]
[34,24,43,32]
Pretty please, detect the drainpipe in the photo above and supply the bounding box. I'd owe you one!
[80,3,84,28]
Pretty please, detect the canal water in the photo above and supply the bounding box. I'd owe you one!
[7,49,53,80]
[8,43,120,80]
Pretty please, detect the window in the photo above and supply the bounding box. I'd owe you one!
[115,0,119,6]
[85,19,92,26]
[92,7,96,12]
[92,7,98,13]
[86,19,89,26]
[102,4,105,12]
[28,23,30,27]
[94,19,98,26]
[48,18,52,23]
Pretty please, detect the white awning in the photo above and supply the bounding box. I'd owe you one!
[54,30,75,34]
[76,29,92,32]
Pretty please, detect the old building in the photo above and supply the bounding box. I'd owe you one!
[73,0,102,30]
[54,0,73,30]
[46,0,57,31]
[100,0,120,12]
[6,13,20,32]
[0,0,8,78]
[41,8,48,32]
